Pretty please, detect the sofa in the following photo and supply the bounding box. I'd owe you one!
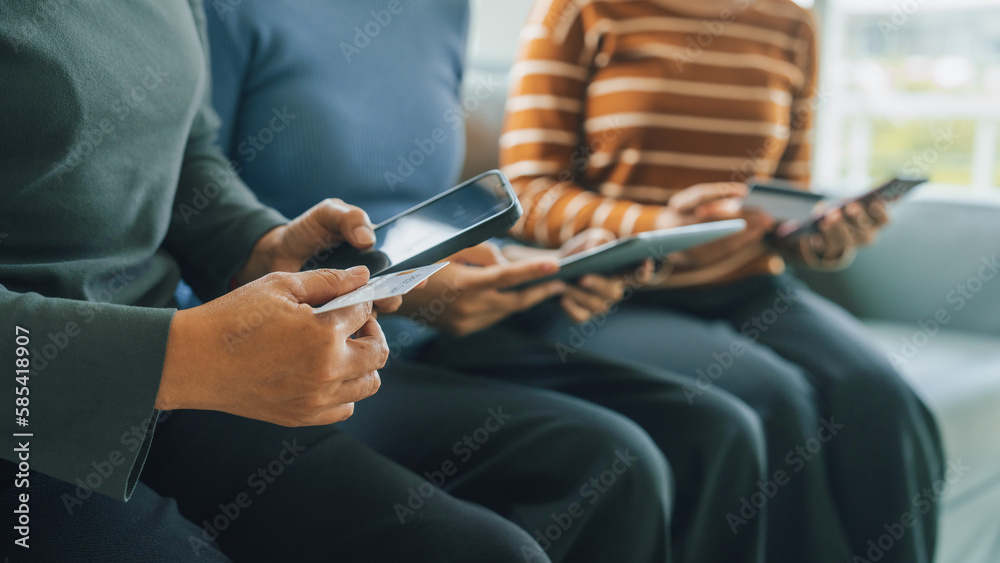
[459,68,1000,563]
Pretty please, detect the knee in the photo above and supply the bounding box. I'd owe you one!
[576,410,673,503]
[425,507,552,563]
[697,392,768,477]
[827,355,925,423]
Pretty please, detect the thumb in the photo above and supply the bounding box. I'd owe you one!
[283,266,371,306]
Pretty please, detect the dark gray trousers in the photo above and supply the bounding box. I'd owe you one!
[419,329,770,563]
[445,273,944,563]
[2,363,672,562]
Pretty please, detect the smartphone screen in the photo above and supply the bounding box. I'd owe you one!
[308,172,515,274]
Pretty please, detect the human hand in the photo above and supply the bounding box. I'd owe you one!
[396,242,566,336]
[158,267,388,426]
[237,199,378,284]
[557,229,654,322]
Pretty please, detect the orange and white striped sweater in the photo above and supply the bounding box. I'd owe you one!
[500,0,819,285]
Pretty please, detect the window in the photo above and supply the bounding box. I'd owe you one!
[813,0,1000,195]
[468,0,1000,196]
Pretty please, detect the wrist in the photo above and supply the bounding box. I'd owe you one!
[158,308,214,412]
[236,227,285,285]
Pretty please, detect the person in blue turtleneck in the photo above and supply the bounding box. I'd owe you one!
[200,2,774,562]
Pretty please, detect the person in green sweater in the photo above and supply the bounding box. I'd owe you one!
[0,1,675,560]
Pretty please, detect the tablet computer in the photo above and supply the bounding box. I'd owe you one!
[511,219,747,289]
[304,170,522,275]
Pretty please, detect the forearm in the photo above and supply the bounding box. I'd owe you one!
[1,288,171,500]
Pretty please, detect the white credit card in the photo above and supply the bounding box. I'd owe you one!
[312,262,449,314]
[743,183,827,223]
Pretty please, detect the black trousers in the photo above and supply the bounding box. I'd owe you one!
[466,273,945,563]
[1,363,671,562]
[419,330,769,562]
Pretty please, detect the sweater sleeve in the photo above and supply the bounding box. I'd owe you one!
[0,288,173,501]
[163,0,287,302]
[774,13,818,185]
[499,0,666,248]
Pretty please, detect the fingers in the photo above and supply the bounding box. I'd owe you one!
[504,280,567,312]
[842,201,888,246]
[670,182,749,214]
[451,241,507,267]
[337,371,383,405]
[346,316,390,372]
[868,199,890,227]
[283,266,370,306]
[577,274,625,302]
[635,259,656,285]
[296,198,377,250]
[560,228,616,258]
[560,295,593,323]
[565,285,613,316]
[373,296,403,315]
[468,258,561,290]
[816,209,853,258]
[742,206,777,232]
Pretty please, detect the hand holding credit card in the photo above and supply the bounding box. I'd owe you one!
[312,262,449,314]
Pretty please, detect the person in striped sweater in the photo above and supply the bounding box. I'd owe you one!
[498,0,944,561]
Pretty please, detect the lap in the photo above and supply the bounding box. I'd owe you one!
[140,409,545,563]
[0,463,230,562]
[513,298,820,417]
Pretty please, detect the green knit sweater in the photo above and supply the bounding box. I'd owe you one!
[0,0,286,500]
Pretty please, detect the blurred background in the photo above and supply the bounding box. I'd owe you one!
[467,0,1000,198]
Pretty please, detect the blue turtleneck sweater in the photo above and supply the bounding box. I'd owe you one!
[199,0,471,351]
[204,0,470,223]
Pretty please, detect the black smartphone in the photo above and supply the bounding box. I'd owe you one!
[777,176,927,238]
[304,170,523,275]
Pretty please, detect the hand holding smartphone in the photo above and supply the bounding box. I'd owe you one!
[743,177,926,239]
[304,170,522,276]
